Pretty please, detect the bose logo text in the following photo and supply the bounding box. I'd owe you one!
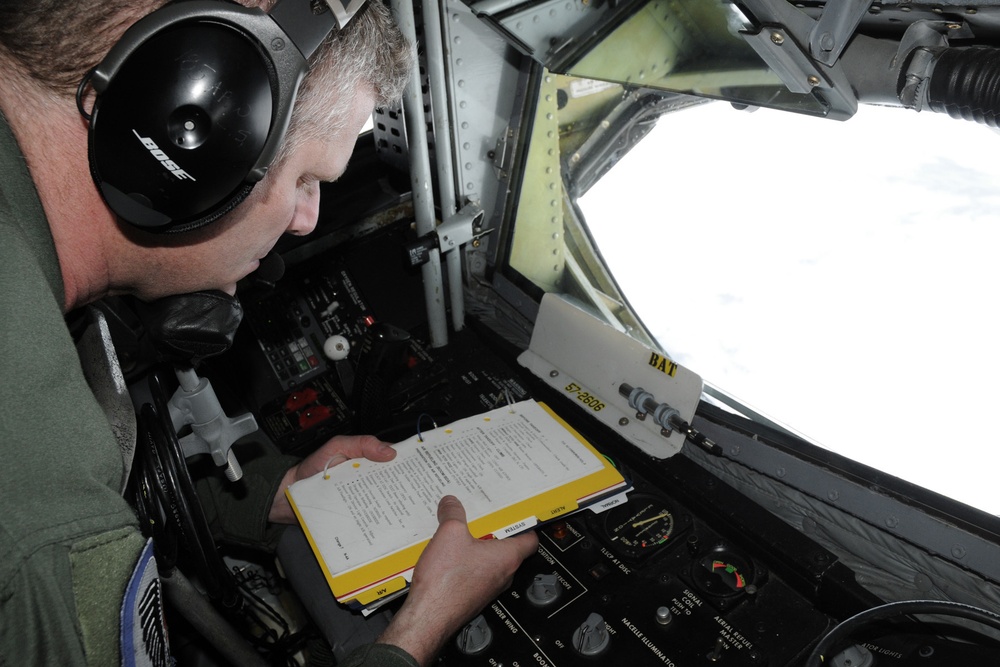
[132,130,196,181]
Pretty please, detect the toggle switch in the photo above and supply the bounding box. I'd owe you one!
[708,637,726,662]
[572,613,610,656]
[526,573,562,607]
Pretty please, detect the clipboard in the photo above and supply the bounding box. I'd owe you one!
[285,400,630,608]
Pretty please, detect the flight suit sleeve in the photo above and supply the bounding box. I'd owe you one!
[0,527,149,667]
[339,642,420,667]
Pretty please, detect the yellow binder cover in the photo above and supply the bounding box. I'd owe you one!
[285,400,628,606]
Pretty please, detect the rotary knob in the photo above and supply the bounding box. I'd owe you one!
[526,573,562,607]
[455,614,492,656]
[323,334,350,361]
[571,613,610,656]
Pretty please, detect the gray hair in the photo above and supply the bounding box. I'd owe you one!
[0,0,412,153]
[279,0,413,161]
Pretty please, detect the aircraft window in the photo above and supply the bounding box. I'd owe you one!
[576,101,1000,515]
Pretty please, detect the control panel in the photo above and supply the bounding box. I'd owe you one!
[219,226,532,455]
[226,226,834,666]
[436,471,830,667]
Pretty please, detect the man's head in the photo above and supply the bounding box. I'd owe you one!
[0,0,412,303]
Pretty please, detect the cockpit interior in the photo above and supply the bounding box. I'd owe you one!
[108,2,1000,665]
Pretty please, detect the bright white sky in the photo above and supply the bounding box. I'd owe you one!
[579,101,1000,515]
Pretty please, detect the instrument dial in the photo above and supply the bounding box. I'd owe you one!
[602,495,678,560]
[691,545,756,599]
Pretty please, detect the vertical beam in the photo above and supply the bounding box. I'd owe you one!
[391,0,448,347]
[422,0,465,331]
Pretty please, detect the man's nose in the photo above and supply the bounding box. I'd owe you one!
[287,184,321,236]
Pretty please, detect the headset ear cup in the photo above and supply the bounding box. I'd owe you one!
[89,21,276,233]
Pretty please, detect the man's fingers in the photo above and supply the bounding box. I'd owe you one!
[505,530,539,559]
[317,434,395,462]
[361,435,397,461]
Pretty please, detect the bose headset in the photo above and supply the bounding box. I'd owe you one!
[79,0,367,234]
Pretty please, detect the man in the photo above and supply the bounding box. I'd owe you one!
[0,0,538,665]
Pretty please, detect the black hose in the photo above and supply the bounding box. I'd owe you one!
[131,371,240,608]
[805,599,1000,666]
[927,46,1000,127]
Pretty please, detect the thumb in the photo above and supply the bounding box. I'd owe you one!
[436,495,467,524]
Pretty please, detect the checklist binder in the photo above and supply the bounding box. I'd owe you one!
[285,400,630,608]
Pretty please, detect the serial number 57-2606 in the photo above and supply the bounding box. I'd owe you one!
[564,383,605,411]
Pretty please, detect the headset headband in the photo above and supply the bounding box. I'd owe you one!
[320,0,369,30]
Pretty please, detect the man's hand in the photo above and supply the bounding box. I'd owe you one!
[268,434,397,523]
[378,495,539,665]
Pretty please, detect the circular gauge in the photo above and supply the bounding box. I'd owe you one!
[691,546,755,598]
[602,495,677,560]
